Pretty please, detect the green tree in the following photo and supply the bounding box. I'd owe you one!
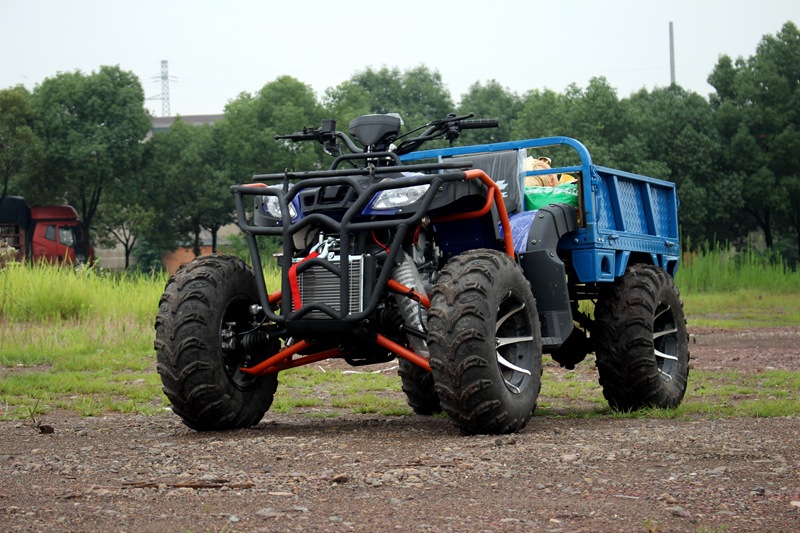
[94,140,165,269]
[511,78,630,165]
[708,21,800,252]
[93,202,154,269]
[623,86,730,246]
[216,76,324,177]
[147,119,221,257]
[348,66,404,115]
[350,65,454,129]
[397,65,454,126]
[143,77,323,260]
[126,140,181,264]
[555,77,634,165]
[624,86,718,180]
[321,80,371,132]
[0,86,40,200]
[511,88,570,139]
[457,80,520,144]
[28,66,151,233]
[785,174,800,260]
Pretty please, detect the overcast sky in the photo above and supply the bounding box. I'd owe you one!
[2,0,798,117]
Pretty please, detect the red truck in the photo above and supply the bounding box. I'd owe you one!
[0,196,93,265]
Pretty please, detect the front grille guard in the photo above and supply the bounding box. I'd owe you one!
[231,161,472,325]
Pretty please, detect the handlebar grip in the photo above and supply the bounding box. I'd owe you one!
[460,118,499,130]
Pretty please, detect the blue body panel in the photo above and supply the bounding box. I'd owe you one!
[401,137,680,282]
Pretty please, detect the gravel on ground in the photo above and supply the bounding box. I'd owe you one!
[1,327,798,532]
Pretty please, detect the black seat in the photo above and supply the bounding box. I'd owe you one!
[454,151,523,213]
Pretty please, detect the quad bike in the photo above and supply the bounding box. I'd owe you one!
[155,112,689,435]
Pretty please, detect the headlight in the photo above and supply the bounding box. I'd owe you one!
[259,193,297,219]
[371,184,430,210]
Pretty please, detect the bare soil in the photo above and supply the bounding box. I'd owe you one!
[2,327,799,532]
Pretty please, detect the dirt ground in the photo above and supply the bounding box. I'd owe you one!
[2,327,799,532]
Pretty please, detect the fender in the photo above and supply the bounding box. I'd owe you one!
[517,203,577,351]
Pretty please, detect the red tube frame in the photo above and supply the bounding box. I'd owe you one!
[431,169,515,258]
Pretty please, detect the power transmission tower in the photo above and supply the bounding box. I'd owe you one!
[161,60,171,117]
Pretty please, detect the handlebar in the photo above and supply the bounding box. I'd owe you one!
[274,113,499,160]
[274,130,321,142]
[274,119,338,143]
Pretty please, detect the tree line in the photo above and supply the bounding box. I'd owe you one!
[1,21,798,268]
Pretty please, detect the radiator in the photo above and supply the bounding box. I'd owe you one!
[292,255,364,319]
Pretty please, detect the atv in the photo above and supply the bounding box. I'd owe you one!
[155,112,689,435]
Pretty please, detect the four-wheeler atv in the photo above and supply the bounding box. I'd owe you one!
[155,112,689,435]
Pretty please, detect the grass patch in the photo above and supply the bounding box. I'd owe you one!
[305,411,341,419]
[0,262,167,324]
[270,367,408,416]
[270,395,325,413]
[538,357,609,417]
[675,243,800,329]
[682,290,800,329]
[331,393,411,416]
[0,320,156,369]
[538,366,800,420]
[1,258,798,422]
[685,369,800,416]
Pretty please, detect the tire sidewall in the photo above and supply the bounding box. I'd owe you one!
[650,274,689,405]
[481,268,542,411]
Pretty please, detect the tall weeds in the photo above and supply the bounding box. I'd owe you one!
[0,262,167,324]
[0,264,168,366]
[676,242,799,294]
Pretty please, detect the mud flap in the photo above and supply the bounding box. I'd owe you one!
[517,204,577,350]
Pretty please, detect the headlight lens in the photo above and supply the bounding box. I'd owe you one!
[371,184,430,210]
[260,193,297,219]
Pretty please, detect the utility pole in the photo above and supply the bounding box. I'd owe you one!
[669,22,676,86]
[161,60,170,117]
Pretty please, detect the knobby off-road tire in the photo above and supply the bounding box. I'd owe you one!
[398,358,441,415]
[154,255,278,431]
[594,263,689,411]
[428,249,542,435]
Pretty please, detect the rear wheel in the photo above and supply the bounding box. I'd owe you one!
[155,255,278,431]
[428,249,542,435]
[594,264,689,411]
[398,358,441,415]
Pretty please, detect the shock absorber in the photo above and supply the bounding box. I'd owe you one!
[390,253,429,357]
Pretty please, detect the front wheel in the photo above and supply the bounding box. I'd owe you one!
[594,264,690,411]
[154,255,278,431]
[428,249,542,435]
